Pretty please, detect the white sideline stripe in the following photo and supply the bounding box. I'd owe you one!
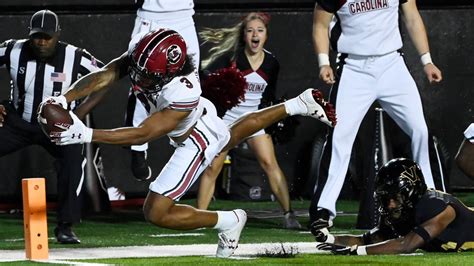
[0,242,323,262]
[4,237,56,242]
[32,260,111,265]
[149,233,204,238]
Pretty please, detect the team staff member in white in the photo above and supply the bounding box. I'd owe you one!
[126,0,200,181]
[311,0,442,228]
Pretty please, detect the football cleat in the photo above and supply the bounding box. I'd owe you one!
[216,209,247,258]
[298,88,337,127]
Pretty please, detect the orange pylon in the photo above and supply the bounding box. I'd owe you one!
[22,178,49,259]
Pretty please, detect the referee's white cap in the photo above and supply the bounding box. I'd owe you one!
[29,10,61,37]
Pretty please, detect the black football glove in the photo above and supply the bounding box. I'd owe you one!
[311,227,334,243]
[310,220,335,243]
[316,243,358,255]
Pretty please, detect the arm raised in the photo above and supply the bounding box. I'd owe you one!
[64,52,130,103]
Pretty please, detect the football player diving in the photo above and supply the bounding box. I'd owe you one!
[312,158,474,255]
[38,29,336,257]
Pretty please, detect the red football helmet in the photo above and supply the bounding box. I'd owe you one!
[129,28,187,94]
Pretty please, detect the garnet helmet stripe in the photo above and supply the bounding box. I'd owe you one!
[142,33,178,71]
[136,29,168,68]
[136,29,174,69]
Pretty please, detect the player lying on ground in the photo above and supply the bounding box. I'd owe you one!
[38,29,336,258]
[312,158,474,255]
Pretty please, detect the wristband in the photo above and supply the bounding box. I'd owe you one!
[84,127,94,143]
[413,226,431,244]
[420,52,433,66]
[356,245,367,255]
[318,53,330,67]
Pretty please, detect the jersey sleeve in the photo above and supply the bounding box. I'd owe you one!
[78,49,104,75]
[0,39,15,69]
[316,0,342,13]
[415,197,448,225]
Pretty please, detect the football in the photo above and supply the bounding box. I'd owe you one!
[37,103,73,136]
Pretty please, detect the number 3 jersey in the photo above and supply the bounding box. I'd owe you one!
[132,70,203,138]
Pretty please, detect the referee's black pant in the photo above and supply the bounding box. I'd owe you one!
[0,102,84,225]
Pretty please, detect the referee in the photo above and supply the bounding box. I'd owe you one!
[0,10,104,244]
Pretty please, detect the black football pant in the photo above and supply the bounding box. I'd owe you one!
[0,103,85,224]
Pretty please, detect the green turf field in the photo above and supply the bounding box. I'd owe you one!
[0,194,473,264]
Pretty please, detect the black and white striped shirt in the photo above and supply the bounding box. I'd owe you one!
[0,39,103,123]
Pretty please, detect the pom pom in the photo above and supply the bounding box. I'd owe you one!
[201,67,247,117]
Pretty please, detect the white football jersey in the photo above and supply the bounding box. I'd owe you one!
[320,0,406,56]
[135,70,203,138]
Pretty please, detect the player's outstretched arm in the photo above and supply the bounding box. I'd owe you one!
[64,52,129,103]
[51,108,190,146]
[318,205,456,255]
[92,108,189,145]
[366,205,455,254]
[73,89,111,120]
[318,230,429,255]
[314,227,386,247]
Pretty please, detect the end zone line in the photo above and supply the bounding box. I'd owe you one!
[0,242,324,262]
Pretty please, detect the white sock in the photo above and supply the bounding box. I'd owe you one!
[284,97,306,116]
[214,211,238,231]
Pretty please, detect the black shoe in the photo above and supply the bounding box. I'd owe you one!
[309,208,333,235]
[131,150,152,181]
[54,223,80,244]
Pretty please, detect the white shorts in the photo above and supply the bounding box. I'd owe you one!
[465,123,474,143]
[149,105,230,201]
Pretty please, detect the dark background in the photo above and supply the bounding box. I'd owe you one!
[0,0,472,202]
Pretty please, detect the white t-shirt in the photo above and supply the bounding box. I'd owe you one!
[320,0,406,56]
[138,0,194,19]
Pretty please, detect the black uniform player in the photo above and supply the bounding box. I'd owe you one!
[312,158,474,255]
